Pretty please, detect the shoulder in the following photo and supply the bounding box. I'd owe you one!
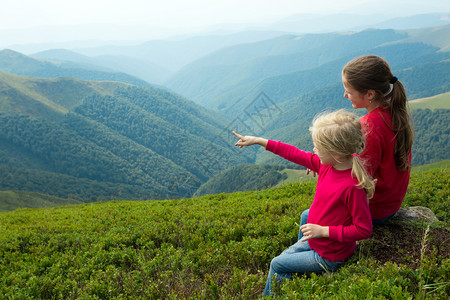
[344,181,368,204]
[361,107,392,133]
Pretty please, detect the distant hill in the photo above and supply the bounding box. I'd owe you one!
[409,92,450,110]
[194,164,288,197]
[31,49,171,85]
[0,49,153,87]
[411,108,450,166]
[0,72,248,200]
[165,25,450,115]
[269,12,450,33]
[369,13,450,30]
[411,159,450,174]
[73,30,292,72]
[0,190,82,212]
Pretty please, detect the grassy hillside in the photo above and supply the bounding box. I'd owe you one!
[0,164,448,299]
[409,92,450,110]
[0,73,245,200]
[194,164,289,197]
[411,159,450,174]
[0,191,82,212]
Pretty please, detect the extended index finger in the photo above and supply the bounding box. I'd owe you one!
[232,131,243,139]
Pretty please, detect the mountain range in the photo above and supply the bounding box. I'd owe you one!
[165,25,450,114]
[0,49,153,88]
[0,19,449,201]
[0,71,251,200]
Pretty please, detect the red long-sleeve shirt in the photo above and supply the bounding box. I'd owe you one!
[360,107,411,220]
[266,140,372,261]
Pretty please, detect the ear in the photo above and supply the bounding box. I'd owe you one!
[366,89,376,101]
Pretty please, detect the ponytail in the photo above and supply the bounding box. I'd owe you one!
[389,80,415,171]
[352,155,376,200]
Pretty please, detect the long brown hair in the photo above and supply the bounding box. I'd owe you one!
[342,55,414,171]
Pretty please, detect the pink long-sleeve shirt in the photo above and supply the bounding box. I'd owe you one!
[360,107,411,220]
[266,140,372,261]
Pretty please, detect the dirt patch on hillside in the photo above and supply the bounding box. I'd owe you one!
[357,221,450,269]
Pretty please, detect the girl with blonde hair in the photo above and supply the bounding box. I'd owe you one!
[233,109,375,296]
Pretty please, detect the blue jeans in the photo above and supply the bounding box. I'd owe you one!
[372,212,396,225]
[297,209,309,241]
[263,239,345,296]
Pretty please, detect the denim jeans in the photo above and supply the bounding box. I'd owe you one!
[372,212,396,225]
[263,239,345,296]
[297,209,309,241]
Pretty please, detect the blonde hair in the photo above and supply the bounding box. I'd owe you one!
[309,109,376,199]
[342,55,414,171]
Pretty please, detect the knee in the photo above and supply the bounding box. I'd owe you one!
[301,209,309,220]
[269,256,283,274]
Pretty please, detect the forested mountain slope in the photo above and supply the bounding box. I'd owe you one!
[0,72,247,200]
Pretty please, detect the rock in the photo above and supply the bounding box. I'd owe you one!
[391,206,439,223]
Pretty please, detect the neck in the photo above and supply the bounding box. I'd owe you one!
[333,157,353,170]
[366,102,380,113]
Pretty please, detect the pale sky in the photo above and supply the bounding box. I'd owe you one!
[0,0,449,47]
[2,0,449,29]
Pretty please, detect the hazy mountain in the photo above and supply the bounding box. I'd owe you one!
[73,30,291,72]
[0,49,152,87]
[269,13,450,33]
[370,13,450,30]
[32,49,171,84]
[7,13,447,77]
[165,25,450,114]
[0,72,248,200]
[164,28,404,106]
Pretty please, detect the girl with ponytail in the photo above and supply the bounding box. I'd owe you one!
[233,109,375,296]
[342,55,414,224]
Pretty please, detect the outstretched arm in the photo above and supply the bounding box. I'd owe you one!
[233,131,268,148]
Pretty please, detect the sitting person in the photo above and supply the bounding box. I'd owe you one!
[342,55,414,224]
[233,109,376,296]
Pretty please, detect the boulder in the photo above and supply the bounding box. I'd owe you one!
[391,206,439,223]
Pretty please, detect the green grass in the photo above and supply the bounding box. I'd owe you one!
[410,92,450,111]
[0,72,123,117]
[275,168,317,187]
[0,163,448,299]
[411,159,450,174]
[0,190,82,212]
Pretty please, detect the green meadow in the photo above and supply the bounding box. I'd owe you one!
[0,163,448,299]
[409,92,450,111]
